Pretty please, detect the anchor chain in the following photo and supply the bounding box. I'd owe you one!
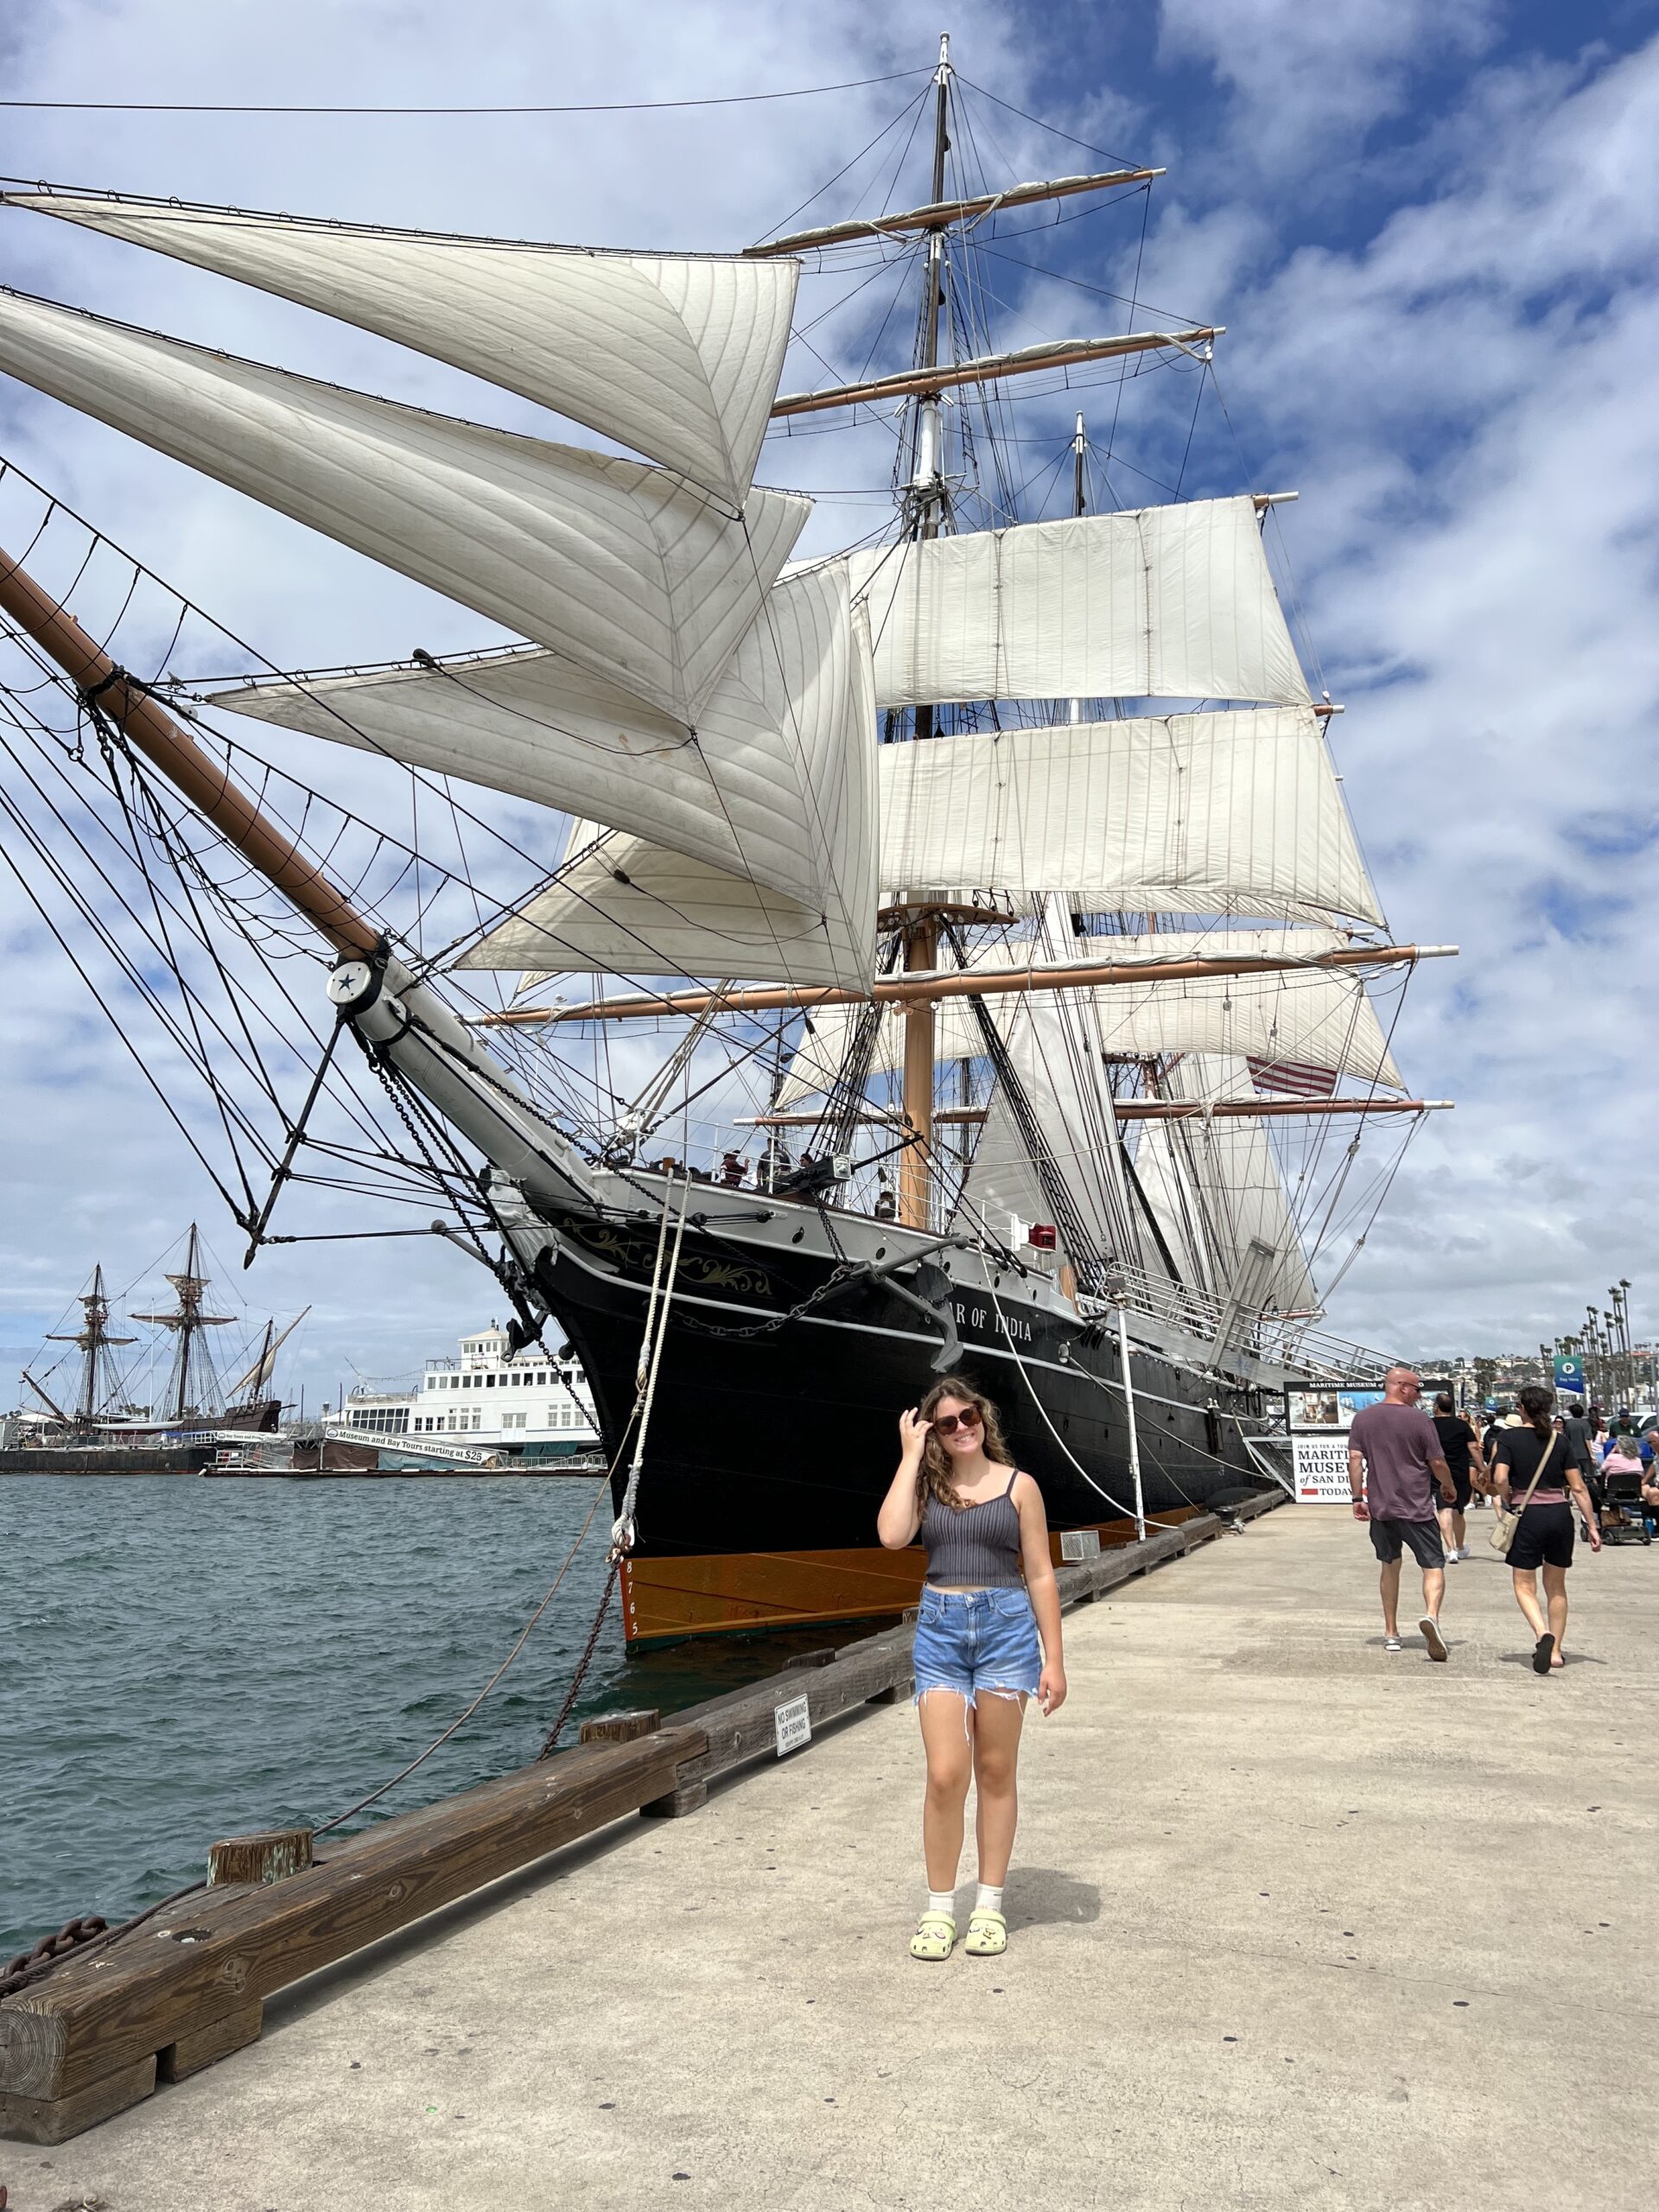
[536,1565,620,1760]
[0,1913,109,1999]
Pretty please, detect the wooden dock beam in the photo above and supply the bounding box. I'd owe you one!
[0,1725,705,2144]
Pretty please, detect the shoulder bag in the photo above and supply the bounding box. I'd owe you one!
[1490,1431,1560,1556]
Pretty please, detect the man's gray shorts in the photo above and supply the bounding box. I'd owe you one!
[1369,1516,1446,1568]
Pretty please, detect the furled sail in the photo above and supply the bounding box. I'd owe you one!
[772,928,1403,1109]
[878,708,1379,924]
[3,192,798,505]
[213,561,868,905]
[1130,1055,1318,1313]
[453,594,879,994]
[0,291,807,727]
[847,497,1309,709]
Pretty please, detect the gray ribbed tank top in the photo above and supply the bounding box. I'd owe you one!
[920,1468,1025,1587]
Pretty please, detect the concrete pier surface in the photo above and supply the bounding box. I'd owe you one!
[5,1507,1656,2211]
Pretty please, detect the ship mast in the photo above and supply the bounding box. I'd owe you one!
[44,1262,135,1426]
[131,1222,237,1423]
[894,33,954,1230]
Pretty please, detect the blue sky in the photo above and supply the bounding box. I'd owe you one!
[2,0,1656,1409]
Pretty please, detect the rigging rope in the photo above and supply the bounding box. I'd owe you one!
[981,1274,1189,1529]
[1,72,930,116]
[612,1177,693,1555]
[314,1466,615,1835]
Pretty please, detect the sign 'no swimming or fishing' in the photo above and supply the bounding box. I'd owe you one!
[774,1693,811,1758]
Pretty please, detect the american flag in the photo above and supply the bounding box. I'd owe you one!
[1247,1058,1339,1099]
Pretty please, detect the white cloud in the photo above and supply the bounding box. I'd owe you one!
[1160,0,1501,170]
[1170,35,1659,1350]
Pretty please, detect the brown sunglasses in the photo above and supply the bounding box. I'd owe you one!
[931,1407,982,1435]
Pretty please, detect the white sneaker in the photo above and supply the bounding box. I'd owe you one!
[1383,1634,1403,1653]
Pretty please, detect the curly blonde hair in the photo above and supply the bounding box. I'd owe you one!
[915,1375,1013,1510]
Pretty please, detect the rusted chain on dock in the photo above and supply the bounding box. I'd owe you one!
[0,1880,207,1999]
[0,1913,109,1997]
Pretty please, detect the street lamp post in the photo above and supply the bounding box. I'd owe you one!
[1613,1280,1635,1406]
[1605,1307,1621,1406]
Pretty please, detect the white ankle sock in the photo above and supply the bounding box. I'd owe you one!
[927,1889,956,1918]
[976,1882,1004,1916]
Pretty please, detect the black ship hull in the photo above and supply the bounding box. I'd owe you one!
[527,1196,1269,1643]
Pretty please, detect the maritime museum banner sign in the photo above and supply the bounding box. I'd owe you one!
[1285,1381,1452,1503]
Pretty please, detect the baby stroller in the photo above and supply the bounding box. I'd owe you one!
[1599,1460,1654,1546]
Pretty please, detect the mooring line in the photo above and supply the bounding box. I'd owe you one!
[313,1464,617,1836]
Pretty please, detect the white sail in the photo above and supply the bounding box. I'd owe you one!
[772,928,1403,1109]
[3,193,798,505]
[951,931,1132,1267]
[1131,1056,1317,1313]
[455,826,874,994]
[454,596,879,993]
[847,497,1309,709]
[221,1306,310,1402]
[879,708,1378,925]
[0,291,807,727]
[213,561,868,905]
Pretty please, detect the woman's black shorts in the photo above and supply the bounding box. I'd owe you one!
[1507,1501,1576,1572]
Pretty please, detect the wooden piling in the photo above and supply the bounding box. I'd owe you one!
[207,1828,314,1888]
[578,1708,662,1745]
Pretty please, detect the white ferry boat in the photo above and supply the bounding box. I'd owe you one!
[342,1323,601,1466]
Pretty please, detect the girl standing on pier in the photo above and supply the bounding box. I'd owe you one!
[877,1377,1066,1961]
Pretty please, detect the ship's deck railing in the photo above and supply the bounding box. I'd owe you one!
[1106,1263,1395,1384]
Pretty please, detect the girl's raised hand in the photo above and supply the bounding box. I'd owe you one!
[898,1405,932,1456]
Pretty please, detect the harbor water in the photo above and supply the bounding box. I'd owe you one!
[1,1474,864,1959]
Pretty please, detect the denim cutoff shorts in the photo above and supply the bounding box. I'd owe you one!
[912,1586,1042,1707]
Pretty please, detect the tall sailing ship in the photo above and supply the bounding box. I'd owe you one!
[18,1229,303,1441]
[0,41,1451,1637]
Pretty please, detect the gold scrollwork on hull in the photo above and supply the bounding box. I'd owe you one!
[674,1253,772,1297]
[563,1220,772,1301]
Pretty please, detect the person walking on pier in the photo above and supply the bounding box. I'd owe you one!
[1492,1384,1601,1671]
[1348,1367,1457,1659]
[1561,1401,1595,1480]
[878,1376,1066,1962]
[1561,1401,1600,1528]
[1431,1391,1483,1560]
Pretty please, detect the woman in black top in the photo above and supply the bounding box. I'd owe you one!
[1431,1392,1484,1560]
[1493,1385,1602,1673]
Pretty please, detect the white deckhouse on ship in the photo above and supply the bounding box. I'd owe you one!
[343,1325,600,1465]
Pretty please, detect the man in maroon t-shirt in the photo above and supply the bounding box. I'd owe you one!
[1348,1367,1456,1661]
